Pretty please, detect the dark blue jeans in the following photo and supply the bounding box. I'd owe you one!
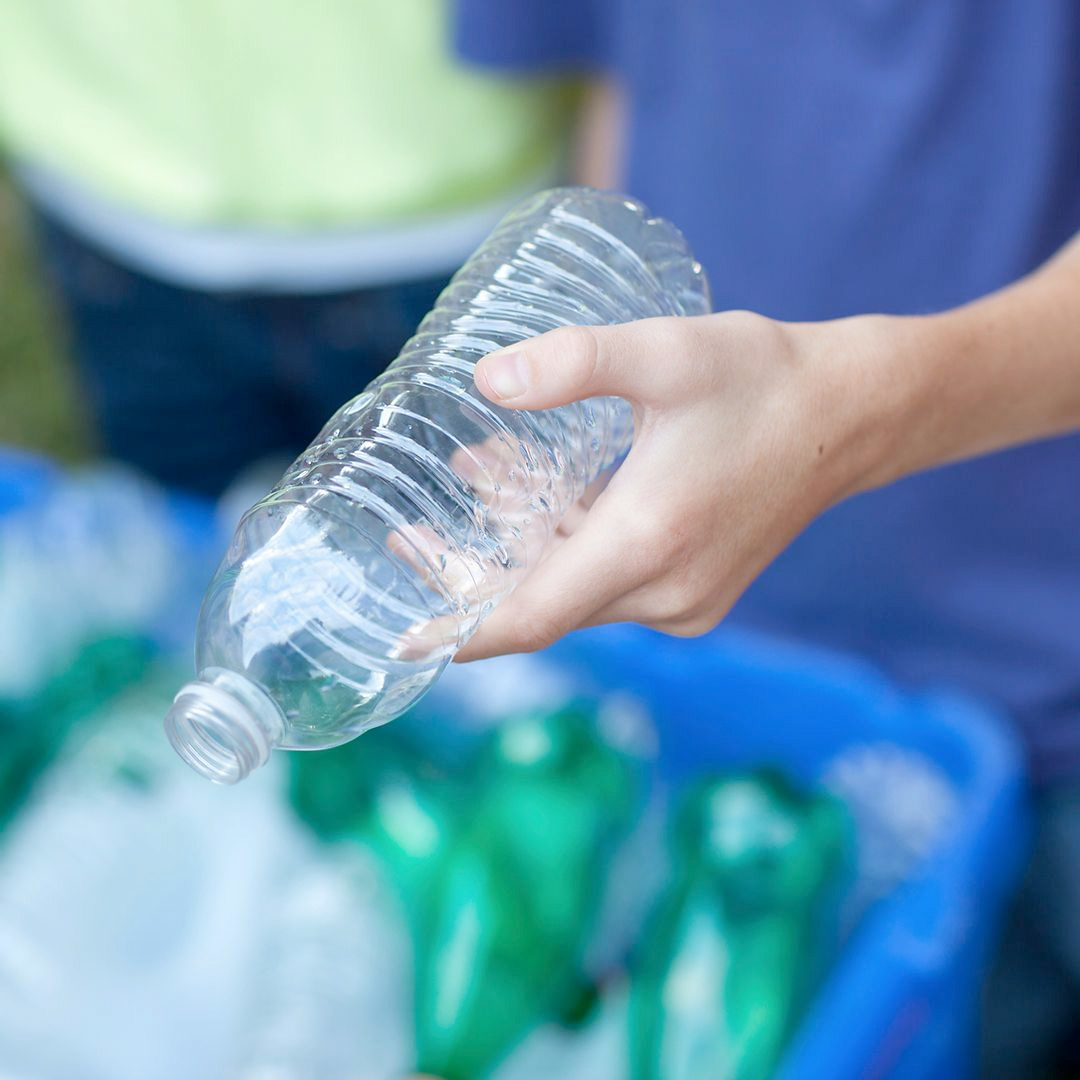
[33,210,449,497]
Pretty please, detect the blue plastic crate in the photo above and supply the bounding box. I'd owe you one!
[541,624,1031,1080]
[0,448,221,656]
[0,448,57,517]
[0,451,1031,1077]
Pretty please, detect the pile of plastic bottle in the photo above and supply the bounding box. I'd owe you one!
[0,462,959,1080]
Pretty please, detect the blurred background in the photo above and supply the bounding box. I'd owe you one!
[0,170,90,461]
[0,2,1057,1078]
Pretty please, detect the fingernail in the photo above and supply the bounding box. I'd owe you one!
[480,351,530,400]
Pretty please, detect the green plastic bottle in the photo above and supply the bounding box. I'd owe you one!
[289,722,424,842]
[628,772,851,1080]
[289,720,465,936]
[0,635,153,829]
[413,702,640,1080]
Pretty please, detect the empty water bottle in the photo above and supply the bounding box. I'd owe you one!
[166,188,710,783]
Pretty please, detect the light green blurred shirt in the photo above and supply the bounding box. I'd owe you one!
[0,2,574,289]
[0,0,572,226]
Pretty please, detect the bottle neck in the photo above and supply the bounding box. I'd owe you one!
[164,668,285,784]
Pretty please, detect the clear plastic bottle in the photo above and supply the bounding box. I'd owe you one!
[0,665,289,1079]
[165,188,710,784]
[0,465,179,699]
[233,847,414,1080]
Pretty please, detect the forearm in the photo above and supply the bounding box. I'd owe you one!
[838,231,1080,494]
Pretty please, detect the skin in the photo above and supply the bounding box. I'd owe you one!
[454,230,1080,662]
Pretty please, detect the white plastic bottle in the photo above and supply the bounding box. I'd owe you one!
[233,847,414,1080]
[165,188,710,784]
[0,671,294,1079]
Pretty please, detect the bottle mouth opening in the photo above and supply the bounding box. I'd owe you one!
[164,670,284,784]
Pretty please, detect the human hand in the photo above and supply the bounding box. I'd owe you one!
[455,311,901,661]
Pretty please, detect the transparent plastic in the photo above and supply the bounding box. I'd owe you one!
[165,188,710,783]
[0,466,177,698]
[234,849,413,1079]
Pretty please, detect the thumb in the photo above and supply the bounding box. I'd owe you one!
[474,318,683,411]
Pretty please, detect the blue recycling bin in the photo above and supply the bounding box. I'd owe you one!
[0,447,221,656]
[0,448,1031,1077]
[0,448,57,516]
[543,624,1031,1079]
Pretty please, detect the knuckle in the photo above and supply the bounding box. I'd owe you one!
[638,318,693,398]
[510,604,564,654]
[639,506,695,577]
[660,583,699,625]
[665,613,716,639]
[639,543,676,584]
[646,593,718,638]
[636,578,697,627]
[652,315,691,349]
[615,516,671,581]
[549,325,602,395]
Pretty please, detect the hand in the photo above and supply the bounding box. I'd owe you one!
[455,311,898,661]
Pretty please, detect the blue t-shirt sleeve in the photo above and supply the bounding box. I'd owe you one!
[452,0,610,72]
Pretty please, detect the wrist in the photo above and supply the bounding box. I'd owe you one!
[801,311,945,499]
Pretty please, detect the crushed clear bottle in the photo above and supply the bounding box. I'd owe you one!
[165,187,710,783]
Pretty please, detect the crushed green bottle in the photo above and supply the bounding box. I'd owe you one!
[628,771,851,1080]
[412,702,640,1080]
[0,635,153,828]
[289,719,464,937]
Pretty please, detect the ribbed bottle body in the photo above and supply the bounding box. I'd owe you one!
[173,189,710,773]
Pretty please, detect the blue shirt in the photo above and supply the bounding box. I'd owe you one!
[455,1,1080,784]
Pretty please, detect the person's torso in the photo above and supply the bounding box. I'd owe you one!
[602,0,1080,779]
